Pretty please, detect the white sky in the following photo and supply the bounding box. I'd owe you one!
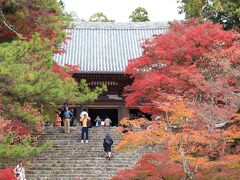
[62,0,185,22]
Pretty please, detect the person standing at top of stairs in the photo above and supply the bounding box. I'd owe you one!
[80,114,91,143]
[104,116,112,127]
[62,107,73,134]
[80,109,88,118]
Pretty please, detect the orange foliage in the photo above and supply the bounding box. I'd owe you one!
[20,104,44,133]
[115,116,240,178]
[156,96,195,124]
[195,155,240,179]
[114,127,126,134]
[114,129,155,151]
[119,117,149,128]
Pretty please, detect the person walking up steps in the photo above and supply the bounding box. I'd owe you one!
[80,114,91,143]
[103,133,113,161]
[63,107,73,134]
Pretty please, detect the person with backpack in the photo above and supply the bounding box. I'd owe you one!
[59,102,68,126]
[62,106,73,133]
[103,133,113,160]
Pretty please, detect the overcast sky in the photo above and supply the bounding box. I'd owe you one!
[62,0,185,22]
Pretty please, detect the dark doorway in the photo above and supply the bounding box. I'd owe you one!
[88,108,118,126]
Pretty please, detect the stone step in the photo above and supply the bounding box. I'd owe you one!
[31,158,136,162]
[40,128,118,134]
[33,158,136,164]
[31,162,133,167]
[49,144,116,147]
[27,176,111,179]
[40,133,119,136]
[26,174,112,180]
[36,152,110,156]
[39,138,121,141]
[26,171,121,176]
[26,173,114,177]
[40,139,120,142]
[26,127,140,179]
[39,137,118,140]
[27,166,130,171]
[34,156,137,161]
[39,139,121,142]
[39,146,115,150]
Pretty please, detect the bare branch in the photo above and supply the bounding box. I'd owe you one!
[179,136,198,180]
[0,8,22,38]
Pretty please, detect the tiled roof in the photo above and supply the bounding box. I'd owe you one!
[53,22,168,74]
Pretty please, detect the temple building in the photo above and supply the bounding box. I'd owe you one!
[54,22,168,126]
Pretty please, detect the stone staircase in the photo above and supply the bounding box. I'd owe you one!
[26,127,140,180]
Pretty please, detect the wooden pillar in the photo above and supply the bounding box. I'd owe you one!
[75,107,81,127]
[76,107,81,121]
[119,105,129,121]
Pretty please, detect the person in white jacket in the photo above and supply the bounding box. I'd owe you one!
[80,109,88,118]
[14,160,26,180]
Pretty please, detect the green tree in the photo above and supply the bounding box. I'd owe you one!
[0,35,106,123]
[0,132,53,163]
[0,0,106,163]
[129,7,150,22]
[0,0,106,123]
[88,12,115,22]
[178,0,240,31]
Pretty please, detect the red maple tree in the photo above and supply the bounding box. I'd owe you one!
[117,19,240,179]
[125,19,240,125]
[0,0,69,44]
[0,168,15,180]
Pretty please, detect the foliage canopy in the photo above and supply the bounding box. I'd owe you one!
[178,0,240,31]
[129,7,150,22]
[89,12,115,22]
[119,19,240,179]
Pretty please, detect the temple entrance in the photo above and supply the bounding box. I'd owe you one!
[88,108,118,126]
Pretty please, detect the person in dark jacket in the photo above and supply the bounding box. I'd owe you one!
[94,115,102,127]
[62,106,73,133]
[59,102,68,126]
[103,133,113,160]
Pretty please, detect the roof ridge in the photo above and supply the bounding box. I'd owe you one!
[74,22,169,30]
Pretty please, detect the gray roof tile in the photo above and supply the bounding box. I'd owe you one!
[53,22,168,73]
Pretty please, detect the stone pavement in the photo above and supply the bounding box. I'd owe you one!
[26,127,140,180]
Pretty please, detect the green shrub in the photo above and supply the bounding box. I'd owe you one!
[0,133,53,163]
[2,132,13,145]
[11,106,36,123]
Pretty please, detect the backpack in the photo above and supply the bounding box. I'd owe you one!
[87,121,92,128]
[105,138,113,146]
